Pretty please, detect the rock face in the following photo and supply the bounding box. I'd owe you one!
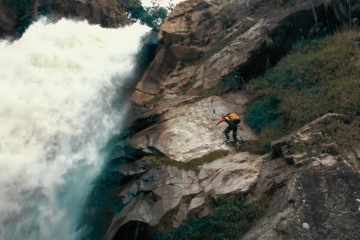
[133,0,358,104]
[106,110,360,240]
[0,0,129,39]
[129,95,256,162]
[243,113,360,239]
[49,0,129,27]
[0,0,17,38]
[105,0,360,239]
[104,152,264,240]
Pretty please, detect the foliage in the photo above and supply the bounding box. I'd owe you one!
[140,150,230,173]
[6,0,169,37]
[153,194,270,240]
[288,142,307,154]
[240,126,284,155]
[244,30,360,153]
[321,119,360,152]
[145,94,165,107]
[126,0,168,29]
[306,22,329,40]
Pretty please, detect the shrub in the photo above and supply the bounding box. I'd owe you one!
[153,194,270,240]
[244,30,360,152]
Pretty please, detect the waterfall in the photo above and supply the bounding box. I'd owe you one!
[0,18,149,240]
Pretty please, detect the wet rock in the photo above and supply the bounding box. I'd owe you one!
[117,160,154,176]
[0,0,16,38]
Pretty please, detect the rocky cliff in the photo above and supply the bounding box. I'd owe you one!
[0,0,129,39]
[102,0,360,239]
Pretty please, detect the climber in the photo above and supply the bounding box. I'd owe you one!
[216,112,241,142]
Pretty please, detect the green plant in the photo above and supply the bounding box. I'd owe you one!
[145,94,164,107]
[154,194,271,240]
[288,142,307,154]
[320,119,360,153]
[140,150,230,173]
[126,1,168,29]
[244,30,360,153]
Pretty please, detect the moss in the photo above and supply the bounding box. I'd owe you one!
[145,94,164,107]
[140,150,230,173]
[156,205,180,234]
[288,143,307,154]
[244,30,360,152]
[242,18,257,32]
[138,192,146,200]
[153,194,271,240]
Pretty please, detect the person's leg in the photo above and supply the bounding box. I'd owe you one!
[230,119,240,142]
[232,125,238,142]
[224,125,231,140]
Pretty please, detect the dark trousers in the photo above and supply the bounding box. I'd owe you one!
[224,118,241,141]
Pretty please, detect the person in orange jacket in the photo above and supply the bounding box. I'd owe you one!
[217,112,241,142]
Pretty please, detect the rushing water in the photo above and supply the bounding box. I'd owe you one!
[0,18,149,240]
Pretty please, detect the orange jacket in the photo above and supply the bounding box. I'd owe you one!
[217,112,239,124]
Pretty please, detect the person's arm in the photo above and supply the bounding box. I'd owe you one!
[217,117,225,125]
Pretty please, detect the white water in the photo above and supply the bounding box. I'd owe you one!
[0,18,149,240]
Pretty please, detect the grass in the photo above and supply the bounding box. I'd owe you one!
[244,30,360,153]
[320,119,360,154]
[145,94,164,107]
[140,150,230,173]
[288,142,307,154]
[153,194,271,240]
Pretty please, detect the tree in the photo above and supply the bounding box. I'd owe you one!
[126,0,168,29]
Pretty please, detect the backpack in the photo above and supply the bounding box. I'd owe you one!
[225,112,239,121]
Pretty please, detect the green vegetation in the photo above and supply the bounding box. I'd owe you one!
[154,194,271,240]
[144,94,165,107]
[126,0,168,29]
[244,30,360,153]
[137,191,155,200]
[140,150,230,173]
[288,142,307,154]
[321,119,360,153]
[5,0,168,37]
[156,203,181,234]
